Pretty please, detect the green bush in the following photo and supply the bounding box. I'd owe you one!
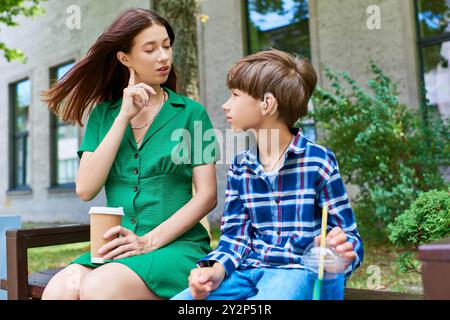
[388,189,450,273]
[306,61,450,240]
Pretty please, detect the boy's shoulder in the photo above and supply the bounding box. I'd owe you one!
[304,138,338,166]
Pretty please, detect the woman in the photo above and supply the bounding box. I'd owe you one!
[41,8,218,300]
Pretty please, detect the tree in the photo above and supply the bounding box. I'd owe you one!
[0,0,46,63]
[153,0,202,100]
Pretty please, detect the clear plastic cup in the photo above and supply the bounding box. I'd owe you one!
[302,242,347,300]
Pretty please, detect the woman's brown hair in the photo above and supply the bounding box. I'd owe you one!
[226,49,317,127]
[43,8,179,126]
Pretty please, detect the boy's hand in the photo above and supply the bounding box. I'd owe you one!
[314,227,357,269]
[189,262,226,300]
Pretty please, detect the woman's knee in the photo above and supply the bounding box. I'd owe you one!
[79,269,122,300]
[42,264,92,300]
[79,274,104,300]
[79,263,160,300]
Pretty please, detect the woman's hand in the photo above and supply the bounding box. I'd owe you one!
[98,226,155,260]
[119,67,156,122]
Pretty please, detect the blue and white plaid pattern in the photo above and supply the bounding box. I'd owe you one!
[198,128,364,280]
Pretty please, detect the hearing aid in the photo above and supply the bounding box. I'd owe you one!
[261,92,274,109]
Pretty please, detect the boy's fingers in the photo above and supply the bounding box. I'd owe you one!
[342,251,357,261]
[197,268,214,284]
[190,279,211,299]
[326,227,342,241]
[314,236,320,246]
[190,271,211,291]
[329,232,347,246]
[190,280,206,295]
[336,242,353,253]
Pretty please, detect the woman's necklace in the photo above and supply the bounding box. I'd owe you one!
[131,91,167,130]
[265,135,294,172]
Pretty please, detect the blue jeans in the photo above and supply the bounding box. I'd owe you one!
[171,267,315,300]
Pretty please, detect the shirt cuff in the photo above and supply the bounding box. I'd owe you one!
[196,251,241,277]
[343,234,363,280]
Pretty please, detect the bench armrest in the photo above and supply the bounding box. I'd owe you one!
[6,224,90,249]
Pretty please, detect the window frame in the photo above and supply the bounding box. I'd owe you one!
[414,0,450,116]
[8,78,32,192]
[48,60,77,191]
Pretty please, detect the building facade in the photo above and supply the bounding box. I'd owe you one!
[0,0,448,225]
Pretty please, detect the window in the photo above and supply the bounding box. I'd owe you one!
[245,0,316,141]
[49,62,78,188]
[415,0,450,120]
[10,79,31,190]
[246,0,310,58]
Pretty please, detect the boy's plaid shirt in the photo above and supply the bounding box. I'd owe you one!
[198,128,364,280]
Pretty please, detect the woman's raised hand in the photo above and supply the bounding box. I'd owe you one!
[119,67,157,122]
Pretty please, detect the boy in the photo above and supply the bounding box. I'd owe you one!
[172,49,364,300]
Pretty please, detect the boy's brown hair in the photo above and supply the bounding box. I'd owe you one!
[226,48,317,127]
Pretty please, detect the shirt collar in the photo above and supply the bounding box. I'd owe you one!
[241,127,308,167]
[108,86,186,109]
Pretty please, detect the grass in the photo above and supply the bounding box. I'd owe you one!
[345,242,422,294]
[28,242,90,274]
[21,221,90,273]
[24,222,423,294]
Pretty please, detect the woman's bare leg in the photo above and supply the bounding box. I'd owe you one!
[42,264,94,300]
[79,262,163,300]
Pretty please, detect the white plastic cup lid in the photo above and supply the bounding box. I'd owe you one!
[88,207,124,216]
[303,243,347,274]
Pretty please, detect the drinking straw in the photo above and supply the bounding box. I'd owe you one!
[313,205,328,300]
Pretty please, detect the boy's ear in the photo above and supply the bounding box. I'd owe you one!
[260,92,278,116]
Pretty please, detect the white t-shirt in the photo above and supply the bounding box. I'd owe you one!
[265,169,279,188]
[260,136,294,188]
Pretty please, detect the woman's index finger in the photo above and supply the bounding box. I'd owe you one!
[128,67,136,87]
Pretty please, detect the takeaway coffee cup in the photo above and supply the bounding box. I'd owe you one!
[89,207,124,264]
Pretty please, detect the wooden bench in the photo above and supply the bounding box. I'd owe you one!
[1,225,89,300]
[0,224,424,300]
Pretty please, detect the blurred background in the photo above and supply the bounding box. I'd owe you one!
[0,0,449,294]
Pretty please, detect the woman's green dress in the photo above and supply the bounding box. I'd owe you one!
[70,87,219,299]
